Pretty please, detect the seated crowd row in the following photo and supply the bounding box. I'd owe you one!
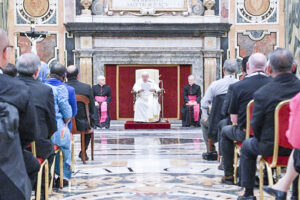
[0,29,110,200]
[200,48,300,200]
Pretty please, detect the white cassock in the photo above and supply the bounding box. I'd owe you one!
[133,78,161,122]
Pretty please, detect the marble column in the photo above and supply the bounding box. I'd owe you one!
[78,36,93,85]
[79,56,93,85]
[203,36,221,91]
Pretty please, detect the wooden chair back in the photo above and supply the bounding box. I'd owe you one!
[246,100,255,139]
[72,95,91,134]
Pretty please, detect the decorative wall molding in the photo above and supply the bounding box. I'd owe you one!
[15,0,58,25]
[236,0,278,24]
[235,30,278,58]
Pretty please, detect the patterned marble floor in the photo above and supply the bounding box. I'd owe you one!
[49,121,272,200]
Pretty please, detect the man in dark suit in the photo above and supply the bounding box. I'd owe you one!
[220,53,271,185]
[0,29,39,200]
[17,53,57,200]
[17,53,57,160]
[66,65,95,160]
[238,49,300,200]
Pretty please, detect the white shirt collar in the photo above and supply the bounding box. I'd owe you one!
[246,71,267,78]
[0,68,3,74]
[224,75,235,79]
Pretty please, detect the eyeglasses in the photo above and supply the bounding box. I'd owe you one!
[3,44,14,52]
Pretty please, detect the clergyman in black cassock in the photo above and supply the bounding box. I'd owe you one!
[181,78,201,127]
[93,77,112,129]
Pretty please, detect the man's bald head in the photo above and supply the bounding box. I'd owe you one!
[66,65,79,80]
[0,29,10,68]
[248,53,267,74]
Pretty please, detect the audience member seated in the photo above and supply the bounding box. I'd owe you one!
[93,75,112,128]
[3,63,17,77]
[238,48,300,200]
[0,29,39,200]
[263,92,300,200]
[17,53,57,199]
[181,75,201,127]
[46,64,73,187]
[220,53,271,185]
[263,93,300,200]
[201,59,238,160]
[66,65,96,160]
[47,63,77,131]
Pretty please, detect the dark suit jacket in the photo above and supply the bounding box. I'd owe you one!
[252,73,300,156]
[221,84,233,118]
[66,79,95,131]
[19,75,57,158]
[0,73,38,148]
[229,73,271,130]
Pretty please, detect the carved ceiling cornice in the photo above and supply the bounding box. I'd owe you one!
[65,22,231,37]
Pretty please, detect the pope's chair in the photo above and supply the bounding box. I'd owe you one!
[72,95,94,164]
[31,142,49,200]
[132,69,164,119]
[233,100,254,184]
[259,100,293,200]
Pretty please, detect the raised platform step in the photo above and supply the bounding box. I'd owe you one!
[124,120,171,129]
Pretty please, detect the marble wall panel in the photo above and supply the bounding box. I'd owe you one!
[236,31,277,58]
[17,34,58,64]
[285,0,300,56]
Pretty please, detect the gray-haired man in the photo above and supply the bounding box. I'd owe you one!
[201,59,239,160]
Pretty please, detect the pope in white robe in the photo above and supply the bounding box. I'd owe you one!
[133,72,161,122]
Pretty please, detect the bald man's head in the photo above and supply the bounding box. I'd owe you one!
[248,53,267,74]
[66,65,79,80]
[0,29,11,68]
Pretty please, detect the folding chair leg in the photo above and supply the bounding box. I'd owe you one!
[233,145,238,185]
[275,167,281,182]
[36,160,48,200]
[49,154,56,195]
[259,160,264,200]
[81,132,86,164]
[266,165,274,186]
[91,132,94,161]
[36,165,43,200]
[44,161,49,200]
[59,150,63,189]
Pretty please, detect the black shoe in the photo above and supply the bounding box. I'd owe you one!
[202,151,218,161]
[79,151,89,161]
[237,196,257,200]
[54,177,69,188]
[221,176,234,185]
[263,186,287,200]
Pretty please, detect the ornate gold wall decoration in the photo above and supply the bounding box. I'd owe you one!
[23,0,49,17]
[16,0,57,24]
[236,0,278,23]
[244,0,270,16]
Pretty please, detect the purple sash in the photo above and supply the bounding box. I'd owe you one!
[187,95,200,121]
